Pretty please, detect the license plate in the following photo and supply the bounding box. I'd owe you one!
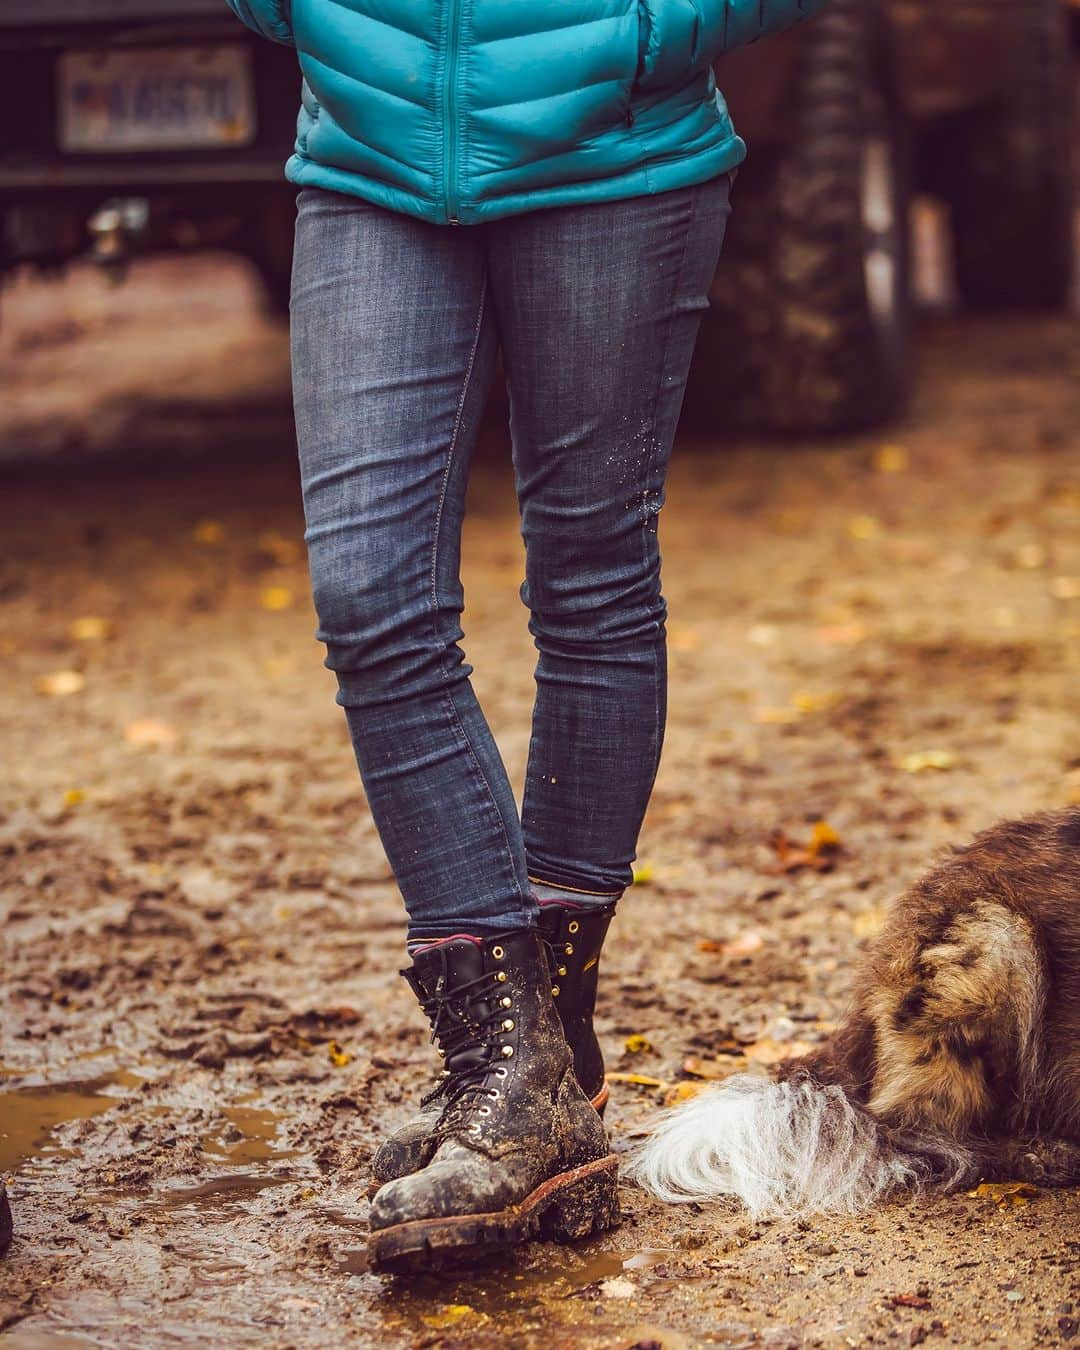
[58,46,256,154]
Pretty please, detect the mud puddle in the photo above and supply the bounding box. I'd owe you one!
[0,1071,143,1174]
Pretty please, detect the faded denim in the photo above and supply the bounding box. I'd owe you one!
[290,175,732,937]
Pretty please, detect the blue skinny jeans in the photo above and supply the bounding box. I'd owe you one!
[290,175,732,939]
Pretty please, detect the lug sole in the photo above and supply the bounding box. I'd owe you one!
[367,1153,620,1274]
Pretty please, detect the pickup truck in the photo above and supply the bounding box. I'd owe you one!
[0,0,298,309]
[1,0,1075,432]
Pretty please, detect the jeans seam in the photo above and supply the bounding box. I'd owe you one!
[429,278,530,925]
[640,190,695,802]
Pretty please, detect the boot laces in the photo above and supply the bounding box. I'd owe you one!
[419,968,509,1117]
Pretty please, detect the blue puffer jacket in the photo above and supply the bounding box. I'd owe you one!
[227,0,827,224]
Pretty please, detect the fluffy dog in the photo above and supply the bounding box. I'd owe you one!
[629,810,1080,1218]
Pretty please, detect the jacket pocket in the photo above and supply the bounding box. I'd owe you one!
[636,0,702,92]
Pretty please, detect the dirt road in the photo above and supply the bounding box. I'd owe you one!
[1,257,1078,1347]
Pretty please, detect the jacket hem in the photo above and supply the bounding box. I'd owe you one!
[285,134,746,225]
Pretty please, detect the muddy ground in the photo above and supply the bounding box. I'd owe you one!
[1,253,1078,1349]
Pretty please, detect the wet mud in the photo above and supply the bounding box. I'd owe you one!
[1,255,1079,1347]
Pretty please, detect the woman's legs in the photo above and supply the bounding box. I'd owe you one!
[290,187,536,940]
[488,174,733,907]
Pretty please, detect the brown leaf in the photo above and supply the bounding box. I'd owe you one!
[967,1181,1038,1206]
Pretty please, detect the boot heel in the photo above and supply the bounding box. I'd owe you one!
[539,1161,620,1242]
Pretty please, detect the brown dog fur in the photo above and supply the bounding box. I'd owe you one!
[782,809,1080,1188]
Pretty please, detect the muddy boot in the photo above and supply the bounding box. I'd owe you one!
[370,901,616,1189]
[367,929,618,1274]
[0,1182,11,1254]
[538,899,616,1114]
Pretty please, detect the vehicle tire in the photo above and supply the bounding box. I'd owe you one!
[944,0,1073,310]
[690,0,912,434]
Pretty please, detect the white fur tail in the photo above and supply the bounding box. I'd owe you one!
[626,1074,923,1219]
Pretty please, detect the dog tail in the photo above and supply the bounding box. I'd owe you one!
[625,1073,926,1219]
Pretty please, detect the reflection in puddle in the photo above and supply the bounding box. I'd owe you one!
[200,1106,299,1164]
[0,1071,143,1173]
[150,1173,298,1212]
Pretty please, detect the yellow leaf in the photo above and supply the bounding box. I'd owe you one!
[62,788,86,807]
[967,1181,1038,1206]
[809,821,842,855]
[421,1305,481,1330]
[605,1072,666,1089]
[754,706,801,725]
[260,586,294,612]
[899,749,955,774]
[664,1080,711,1105]
[193,519,225,544]
[624,1034,652,1055]
[792,690,840,714]
[327,1041,352,1068]
[873,444,909,474]
[123,718,177,748]
[36,670,85,697]
[69,616,111,642]
[631,862,654,885]
[847,514,882,541]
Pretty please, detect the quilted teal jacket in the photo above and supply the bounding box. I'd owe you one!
[226,0,827,224]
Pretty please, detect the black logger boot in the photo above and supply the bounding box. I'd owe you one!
[369,901,616,1188]
[367,929,618,1274]
[538,899,616,1114]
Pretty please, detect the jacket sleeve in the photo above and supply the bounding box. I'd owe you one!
[640,0,828,89]
[224,0,294,45]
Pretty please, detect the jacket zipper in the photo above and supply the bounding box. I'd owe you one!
[443,0,462,223]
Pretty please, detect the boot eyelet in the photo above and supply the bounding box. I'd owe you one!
[502,1019,514,1031]
[551,986,560,998]
[496,971,507,983]
[568,921,580,934]
[488,1088,501,1101]
[491,945,505,959]
[501,1044,514,1058]
[564,943,574,956]
[478,1105,491,1117]
[495,1066,508,1079]
[557,966,567,977]
[500,996,512,1009]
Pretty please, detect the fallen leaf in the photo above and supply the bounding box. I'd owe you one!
[792,690,841,714]
[1013,544,1046,570]
[664,1080,713,1104]
[193,519,225,544]
[816,622,867,646]
[605,1072,666,1089]
[754,706,802,725]
[747,623,779,647]
[69,616,111,642]
[899,750,955,774]
[421,1304,482,1329]
[327,1041,352,1068]
[847,514,882,541]
[682,1056,745,1081]
[123,718,177,748]
[631,862,654,885]
[61,788,86,807]
[36,670,85,697]
[624,1034,652,1055]
[260,586,295,612]
[873,444,910,474]
[967,1181,1038,1206]
[698,931,764,958]
[809,821,842,856]
[889,1293,932,1310]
